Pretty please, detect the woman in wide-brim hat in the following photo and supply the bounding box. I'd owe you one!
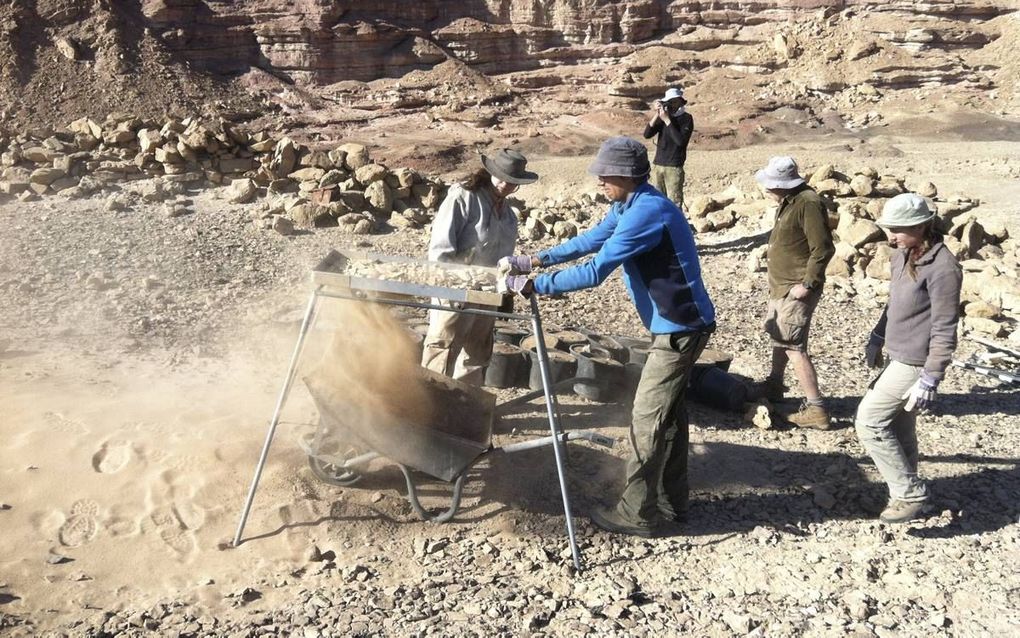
[854,193,962,524]
[421,148,538,385]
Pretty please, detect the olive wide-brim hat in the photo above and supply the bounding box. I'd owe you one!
[481,149,538,185]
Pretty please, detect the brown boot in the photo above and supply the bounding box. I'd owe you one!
[753,377,787,402]
[786,402,831,430]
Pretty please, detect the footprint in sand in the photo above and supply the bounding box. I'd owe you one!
[92,441,132,474]
[43,412,88,435]
[58,500,100,547]
[144,507,196,555]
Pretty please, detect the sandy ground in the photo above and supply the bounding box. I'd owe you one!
[1,130,1019,636]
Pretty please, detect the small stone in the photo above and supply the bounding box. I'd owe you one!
[46,552,71,565]
[746,403,773,430]
[272,215,296,236]
[55,37,80,61]
[723,611,753,634]
[812,487,836,510]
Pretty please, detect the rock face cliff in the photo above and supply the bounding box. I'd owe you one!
[0,1,1017,137]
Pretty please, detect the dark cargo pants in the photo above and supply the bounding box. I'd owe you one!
[617,328,713,523]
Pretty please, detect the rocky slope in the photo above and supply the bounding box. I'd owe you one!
[1,1,1017,143]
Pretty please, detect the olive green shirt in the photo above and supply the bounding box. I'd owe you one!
[767,185,835,299]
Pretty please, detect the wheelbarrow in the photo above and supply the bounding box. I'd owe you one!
[299,370,614,523]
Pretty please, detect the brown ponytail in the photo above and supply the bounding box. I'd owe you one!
[461,168,493,192]
[906,220,942,280]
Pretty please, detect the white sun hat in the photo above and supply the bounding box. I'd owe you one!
[876,193,936,228]
[662,87,686,102]
[755,156,806,190]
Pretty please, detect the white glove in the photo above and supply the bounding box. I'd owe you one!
[902,371,938,413]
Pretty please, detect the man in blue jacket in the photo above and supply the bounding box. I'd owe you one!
[499,136,716,537]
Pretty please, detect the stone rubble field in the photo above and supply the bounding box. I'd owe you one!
[1,126,1019,637]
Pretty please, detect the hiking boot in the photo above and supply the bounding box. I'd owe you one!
[879,499,929,524]
[753,377,788,402]
[589,506,655,538]
[786,403,832,430]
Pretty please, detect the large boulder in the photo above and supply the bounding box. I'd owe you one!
[707,209,736,231]
[865,244,896,280]
[850,174,874,197]
[269,138,299,178]
[338,143,370,170]
[335,190,366,211]
[959,220,986,256]
[837,214,884,248]
[137,128,162,154]
[364,181,393,215]
[29,167,66,186]
[963,317,1006,338]
[290,204,335,228]
[355,163,388,186]
[225,178,257,204]
[288,167,325,183]
[552,220,578,239]
[687,195,718,218]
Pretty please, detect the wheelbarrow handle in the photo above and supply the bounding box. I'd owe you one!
[399,464,470,524]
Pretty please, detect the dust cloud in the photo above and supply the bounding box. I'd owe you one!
[309,300,435,433]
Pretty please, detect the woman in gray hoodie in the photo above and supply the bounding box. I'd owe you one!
[856,193,962,524]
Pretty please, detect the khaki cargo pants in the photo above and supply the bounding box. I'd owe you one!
[650,164,686,211]
[854,360,929,503]
[764,288,822,352]
[421,302,495,386]
[617,327,713,523]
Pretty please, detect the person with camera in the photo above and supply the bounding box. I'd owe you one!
[855,193,962,524]
[642,87,694,210]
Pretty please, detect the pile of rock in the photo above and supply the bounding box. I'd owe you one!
[693,163,1018,341]
[519,192,607,241]
[0,114,447,235]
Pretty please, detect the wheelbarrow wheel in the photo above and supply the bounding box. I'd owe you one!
[308,455,362,487]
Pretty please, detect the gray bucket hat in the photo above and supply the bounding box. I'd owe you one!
[481,149,538,185]
[755,156,805,190]
[587,136,651,178]
[876,193,935,228]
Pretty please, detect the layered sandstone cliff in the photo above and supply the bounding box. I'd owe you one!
[0,1,1016,132]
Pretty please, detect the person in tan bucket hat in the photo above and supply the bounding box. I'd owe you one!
[753,156,836,429]
[421,149,538,385]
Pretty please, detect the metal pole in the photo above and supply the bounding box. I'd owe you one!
[232,291,320,547]
[530,295,583,572]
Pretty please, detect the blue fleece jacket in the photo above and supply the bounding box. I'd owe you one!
[534,183,715,334]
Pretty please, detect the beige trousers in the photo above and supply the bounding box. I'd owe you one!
[420,303,495,386]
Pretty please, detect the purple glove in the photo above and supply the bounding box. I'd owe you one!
[902,371,938,412]
[498,274,534,298]
[497,255,534,276]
